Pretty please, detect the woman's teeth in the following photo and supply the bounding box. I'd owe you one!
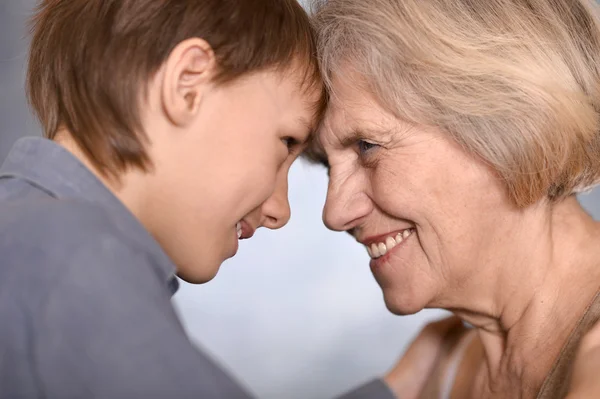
[236,222,242,239]
[366,228,414,259]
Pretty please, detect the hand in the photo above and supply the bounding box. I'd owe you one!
[383,315,464,399]
[566,321,600,398]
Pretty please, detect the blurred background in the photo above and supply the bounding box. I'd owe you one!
[1,1,599,398]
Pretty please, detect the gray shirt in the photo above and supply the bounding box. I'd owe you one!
[0,137,394,399]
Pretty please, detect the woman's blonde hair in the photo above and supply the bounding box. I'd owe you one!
[311,0,600,207]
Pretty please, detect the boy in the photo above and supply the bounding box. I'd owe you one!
[0,0,402,398]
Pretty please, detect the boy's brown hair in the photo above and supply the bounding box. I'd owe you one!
[27,0,324,177]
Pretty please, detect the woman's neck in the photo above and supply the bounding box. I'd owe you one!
[453,198,600,395]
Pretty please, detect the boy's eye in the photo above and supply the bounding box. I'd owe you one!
[357,140,379,155]
[282,137,299,154]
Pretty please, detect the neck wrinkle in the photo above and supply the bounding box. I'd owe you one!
[451,198,600,396]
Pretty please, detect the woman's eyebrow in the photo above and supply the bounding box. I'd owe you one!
[339,129,365,148]
[338,127,394,148]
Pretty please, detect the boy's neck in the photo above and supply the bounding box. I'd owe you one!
[53,129,152,232]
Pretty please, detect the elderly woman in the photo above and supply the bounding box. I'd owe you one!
[308,0,600,398]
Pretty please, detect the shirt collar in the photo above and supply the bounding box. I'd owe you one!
[0,137,179,295]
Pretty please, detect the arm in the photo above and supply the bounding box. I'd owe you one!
[566,321,600,398]
[33,235,253,399]
[336,316,465,399]
[336,379,396,399]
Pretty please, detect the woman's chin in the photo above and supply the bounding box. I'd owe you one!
[382,289,429,316]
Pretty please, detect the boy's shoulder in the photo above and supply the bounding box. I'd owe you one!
[0,197,126,249]
[0,197,161,295]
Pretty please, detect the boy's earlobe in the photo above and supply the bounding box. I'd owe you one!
[161,38,216,127]
[184,93,196,110]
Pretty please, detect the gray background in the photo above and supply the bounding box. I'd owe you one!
[1,2,598,398]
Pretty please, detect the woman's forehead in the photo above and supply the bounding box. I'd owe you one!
[323,91,396,135]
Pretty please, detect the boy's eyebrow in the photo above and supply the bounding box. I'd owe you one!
[277,117,314,151]
[297,116,316,144]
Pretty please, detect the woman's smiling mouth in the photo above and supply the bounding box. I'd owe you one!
[362,228,415,259]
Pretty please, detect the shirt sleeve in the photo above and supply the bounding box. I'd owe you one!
[335,379,397,399]
[32,234,253,399]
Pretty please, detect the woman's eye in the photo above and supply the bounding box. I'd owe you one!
[357,140,379,155]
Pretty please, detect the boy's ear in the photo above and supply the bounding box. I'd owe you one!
[161,38,216,127]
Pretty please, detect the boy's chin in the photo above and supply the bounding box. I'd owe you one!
[176,263,221,285]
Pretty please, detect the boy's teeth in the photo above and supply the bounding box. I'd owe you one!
[236,222,242,239]
[366,228,414,260]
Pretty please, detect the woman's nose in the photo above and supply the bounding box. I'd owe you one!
[322,169,372,232]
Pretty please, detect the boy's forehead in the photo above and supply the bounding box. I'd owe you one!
[278,59,327,117]
[294,89,326,145]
